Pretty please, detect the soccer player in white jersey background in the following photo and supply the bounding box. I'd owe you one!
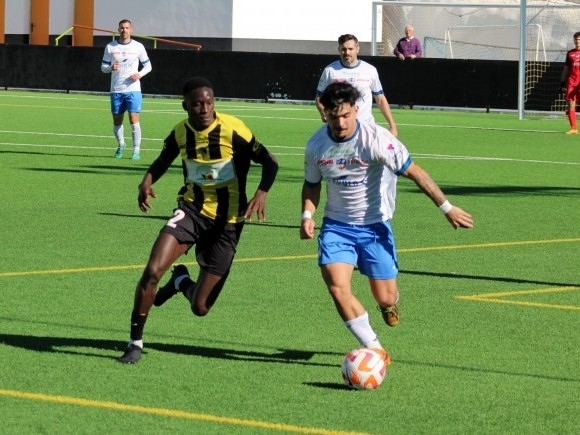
[301,82,473,364]
[315,34,398,136]
[101,19,152,160]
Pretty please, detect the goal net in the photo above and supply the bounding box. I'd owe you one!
[443,24,546,61]
[371,0,580,115]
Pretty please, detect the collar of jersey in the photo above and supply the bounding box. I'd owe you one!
[339,60,361,69]
[326,120,360,143]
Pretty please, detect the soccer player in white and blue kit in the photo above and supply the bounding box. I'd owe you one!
[301,82,473,365]
[101,19,152,160]
[315,34,398,136]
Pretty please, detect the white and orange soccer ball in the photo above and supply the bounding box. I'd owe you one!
[341,348,387,390]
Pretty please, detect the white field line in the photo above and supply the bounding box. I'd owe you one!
[0,137,578,164]
[0,93,574,161]
[0,139,578,164]
[0,125,579,164]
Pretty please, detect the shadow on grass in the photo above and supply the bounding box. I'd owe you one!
[2,333,578,388]
[23,164,148,174]
[304,382,356,391]
[399,184,580,198]
[400,269,580,288]
[98,211,300,229]
[0,333,339,368]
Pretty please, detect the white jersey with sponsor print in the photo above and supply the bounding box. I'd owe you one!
[304,121,412,225]
[316,60,385,124]
[101,39,152,93]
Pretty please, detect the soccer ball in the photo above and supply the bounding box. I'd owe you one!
[341,348,387,390]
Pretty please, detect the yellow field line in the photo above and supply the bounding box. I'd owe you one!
[1,237,579,279]
[457,287,580,311]
[0,389,366,435]
[398,237,580,253]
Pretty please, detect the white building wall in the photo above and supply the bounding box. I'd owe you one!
[5,0,376,42]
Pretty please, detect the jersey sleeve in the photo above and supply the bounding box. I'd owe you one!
[372,128,411,175]
[137,44,152,77]
[101,45,113,73]
[304,143,322,185]
[316,67,332,95]
[369,65,384,95]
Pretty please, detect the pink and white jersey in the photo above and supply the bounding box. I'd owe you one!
[316,60,385,124]
[304,121,412,225]
[101,39,152,93]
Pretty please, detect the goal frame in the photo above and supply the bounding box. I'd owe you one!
[371,1,579,119]
[443,24,546,61]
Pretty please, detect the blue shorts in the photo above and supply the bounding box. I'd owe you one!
[318,217,399,280]
[110,92,142,115]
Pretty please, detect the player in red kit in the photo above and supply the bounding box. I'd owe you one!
[561,32,580,134]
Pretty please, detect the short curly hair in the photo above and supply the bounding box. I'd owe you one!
[319,82,360,110]
[182,77,213,96]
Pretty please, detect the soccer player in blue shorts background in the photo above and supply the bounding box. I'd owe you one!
[301,82,473,365]
[101,19,152,160]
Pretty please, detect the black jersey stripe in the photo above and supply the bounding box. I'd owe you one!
[208,126,222,159]
[185,125,198,159]
[215,186,231,221]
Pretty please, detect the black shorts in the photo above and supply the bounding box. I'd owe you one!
[160,201,244,276]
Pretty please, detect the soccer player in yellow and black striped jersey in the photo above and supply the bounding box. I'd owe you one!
[118,77,279,364]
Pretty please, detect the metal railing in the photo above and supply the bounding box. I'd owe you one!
[55,24,202,50]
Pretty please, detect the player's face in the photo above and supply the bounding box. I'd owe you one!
[324,103,358,140]
[118,22,132,40]
[339,40,359,66]
[575,36,580,49]
[183,87,216,130]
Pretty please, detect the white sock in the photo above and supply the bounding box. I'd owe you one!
[131,122,141,152]
[129,339,143,349]
[345,312,382,349]
[113,125,125,147]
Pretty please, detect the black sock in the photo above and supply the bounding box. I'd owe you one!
[130,311,147,341]
[177,277,195,294]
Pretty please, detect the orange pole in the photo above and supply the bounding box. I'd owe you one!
[0,0,5,44]
[73,0,94,46]
[30,0,50,45]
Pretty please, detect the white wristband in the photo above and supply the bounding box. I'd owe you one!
[438,200,453,214]
[301,210,313,220]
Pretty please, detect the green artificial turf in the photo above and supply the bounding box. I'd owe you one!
[0,90,579,434]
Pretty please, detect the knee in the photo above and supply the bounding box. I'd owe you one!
[190,302,210,317]
[327,284,350,301]
[375,290,399,307]
[141,264,164,287]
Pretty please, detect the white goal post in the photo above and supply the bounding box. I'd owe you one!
[371,1,580,118]
[443,24,547,61]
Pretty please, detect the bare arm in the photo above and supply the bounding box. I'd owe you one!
[244,147,279,222]
[374,94,398,137]
[137,155,174,213]
[314,95,327,123]
[402,162,473,229]
[300,182,321,239]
